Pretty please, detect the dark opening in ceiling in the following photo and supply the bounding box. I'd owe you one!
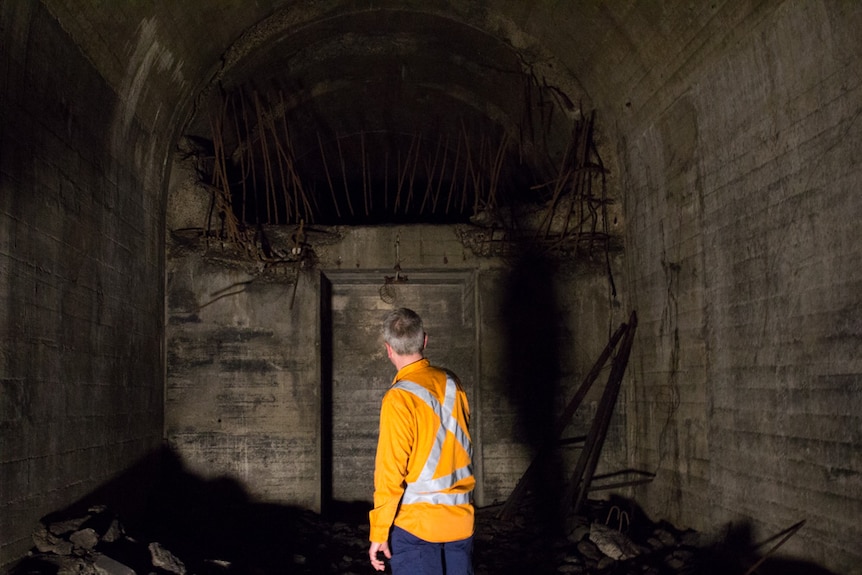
[185,9,603,235]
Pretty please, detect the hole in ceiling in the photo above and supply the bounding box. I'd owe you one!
[190,76,591,228]
[180,9,615,262]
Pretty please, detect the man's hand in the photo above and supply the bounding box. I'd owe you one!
[369,541,391,571]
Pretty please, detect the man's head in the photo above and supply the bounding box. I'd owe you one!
[382,307,426,358]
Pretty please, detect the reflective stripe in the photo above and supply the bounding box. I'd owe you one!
[410,463,473,494]
[393,376,473,506]
[400,490,472,505]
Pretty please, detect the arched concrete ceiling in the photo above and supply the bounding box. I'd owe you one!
[41,0,737,147]
[182,5,600,224]
[42,0,736,224]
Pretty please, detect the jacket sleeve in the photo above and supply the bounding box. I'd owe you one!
[369,389,416,542]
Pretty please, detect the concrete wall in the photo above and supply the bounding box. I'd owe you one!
[164,162,626,516]
[165,255,323,507]
[0,2,174,567]
[612,2,862,570]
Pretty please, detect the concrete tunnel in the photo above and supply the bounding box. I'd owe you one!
[1,1,861,573]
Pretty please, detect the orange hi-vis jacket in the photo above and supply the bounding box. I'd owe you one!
[369,358,475,544]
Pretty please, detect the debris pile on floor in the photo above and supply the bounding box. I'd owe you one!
[473,497,703,575]
[10,496,724,575]
[15,504,190,575]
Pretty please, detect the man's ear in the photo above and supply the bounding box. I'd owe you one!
[422,333,428,351]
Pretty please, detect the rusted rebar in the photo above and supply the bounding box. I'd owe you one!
[317,132,341,219]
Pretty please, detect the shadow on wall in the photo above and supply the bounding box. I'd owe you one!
[500,243,567,535]
[690,519,840,575]
[136,448,305,571]
[10,446,351,575]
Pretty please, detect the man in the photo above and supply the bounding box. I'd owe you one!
[368,308,475,575]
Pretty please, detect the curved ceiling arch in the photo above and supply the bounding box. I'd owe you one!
[191,6,589,138]
[206,4,590,102]
[182,3,605,227]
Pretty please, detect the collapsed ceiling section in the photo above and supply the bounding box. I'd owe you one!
[183,7,613,256]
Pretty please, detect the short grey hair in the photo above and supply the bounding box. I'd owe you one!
[382,308,425,355]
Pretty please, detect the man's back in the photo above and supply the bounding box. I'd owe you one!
[370,358,474,543]
[368,308,475,575]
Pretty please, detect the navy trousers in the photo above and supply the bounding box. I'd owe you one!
[389,526,474,575]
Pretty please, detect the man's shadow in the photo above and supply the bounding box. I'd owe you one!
[500,244,567,535]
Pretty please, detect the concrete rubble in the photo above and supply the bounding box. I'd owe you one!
[18,505,187,575]
[7,496,744,575]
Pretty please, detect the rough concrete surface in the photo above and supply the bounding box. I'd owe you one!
[2,2,860,574]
